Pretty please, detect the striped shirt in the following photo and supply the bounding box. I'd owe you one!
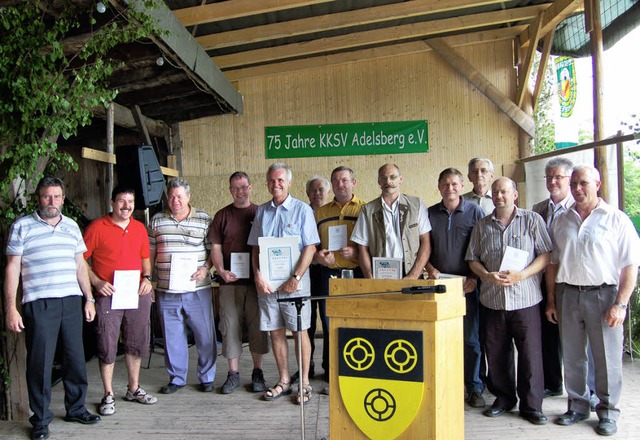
[315,195,366,269]
[6,212,86,303]
[465,207,552,311]
[149,207,211,292]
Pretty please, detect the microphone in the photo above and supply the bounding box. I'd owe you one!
[401,285,447,294]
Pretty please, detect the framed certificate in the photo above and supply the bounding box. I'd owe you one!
[258,236,301,291]
[372,257,403,279]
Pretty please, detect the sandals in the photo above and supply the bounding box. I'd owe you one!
[295,384,313,405]
[124,387,158,405]
[99,393,115,416]
[263,381,292,401]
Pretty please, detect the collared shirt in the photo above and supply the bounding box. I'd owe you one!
[83,215,150,284]
[351,196,430,257]
[550,199,640,286]
[315,195,366,269]
[465,207,552,310]
[149,206,211,292]
[247,194,320,294]
[463,190,494,215]
[532,193,574,228]
[428,197,484,276]
[6,212,86,303]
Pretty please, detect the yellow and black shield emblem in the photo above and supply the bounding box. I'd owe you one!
[338,328,424,439]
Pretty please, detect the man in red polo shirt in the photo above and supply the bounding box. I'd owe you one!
[83,186,157,416]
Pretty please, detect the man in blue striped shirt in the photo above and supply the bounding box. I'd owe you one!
[466,176,552,426]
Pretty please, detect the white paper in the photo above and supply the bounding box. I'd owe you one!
[112,270,140,310]
[372,257,403,280]
[327,224,348,251]
[499,246,529,272]
[230,252,250,279]
[258,236,301,291]
[169,253,198,291]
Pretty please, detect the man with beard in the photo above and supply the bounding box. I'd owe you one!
[4,177,101,440]
[83,186,157,416]
[351,163,431,279]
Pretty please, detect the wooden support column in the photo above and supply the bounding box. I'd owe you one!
[106,102,115,212]
[586,0,609,200]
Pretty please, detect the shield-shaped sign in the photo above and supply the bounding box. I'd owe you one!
[338,328,424,439]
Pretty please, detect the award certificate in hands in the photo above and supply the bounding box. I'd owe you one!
[258,236,301,291]
[112,270,140,310]
[169,253,198,291]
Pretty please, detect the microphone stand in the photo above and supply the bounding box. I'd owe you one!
[276,284,446,440]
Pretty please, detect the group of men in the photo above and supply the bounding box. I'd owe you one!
[4,155,638,439]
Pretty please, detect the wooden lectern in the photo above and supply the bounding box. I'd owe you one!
[326,278,465,440]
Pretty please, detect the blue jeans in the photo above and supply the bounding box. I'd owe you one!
[157,288,217,386]
[464,288,483,394]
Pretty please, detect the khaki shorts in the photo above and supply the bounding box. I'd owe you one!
[219,284,269,359]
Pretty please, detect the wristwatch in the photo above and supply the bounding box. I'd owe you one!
[613,302,627,310]
[292,274,301,281]
[142,275,153,282]
[85,297,96,303]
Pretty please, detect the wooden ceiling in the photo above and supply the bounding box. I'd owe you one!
[165,0,584,83]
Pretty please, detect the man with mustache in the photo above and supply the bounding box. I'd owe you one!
[83,186,157,416]
[351,163,431,279]
[4,177,101,440]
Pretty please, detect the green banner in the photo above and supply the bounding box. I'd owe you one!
[264,120,428,159]
[555,56,577,118]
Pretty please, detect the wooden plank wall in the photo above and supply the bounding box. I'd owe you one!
[180,40,518,215]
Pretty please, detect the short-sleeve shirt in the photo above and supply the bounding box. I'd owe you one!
[207,203,258,284]
[550,199,640,286]
[465,207,552,310]
[149,207,211,292]
[83,215,150,284]
[428,197,484,276]
[6,212,86,303]
[463,190,494,215]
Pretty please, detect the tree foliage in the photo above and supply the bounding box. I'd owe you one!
[0,0,160,225]
[530,53,556,155]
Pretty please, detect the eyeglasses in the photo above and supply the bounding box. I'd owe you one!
[544,175,569,182]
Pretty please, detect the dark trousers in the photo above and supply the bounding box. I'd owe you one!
[309,265,363,379]
[540,281,563,391]
[23,296,88,427]
[484,304,544,413]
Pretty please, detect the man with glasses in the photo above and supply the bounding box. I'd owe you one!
[4,177,100,440]
[463,157,495,215]
[208,172,269,394]
[532,158,574,399]
[546,165,640,436]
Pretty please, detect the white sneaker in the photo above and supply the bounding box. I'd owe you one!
[99,394,115,416]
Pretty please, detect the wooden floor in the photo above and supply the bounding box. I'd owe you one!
[1,340,640,439]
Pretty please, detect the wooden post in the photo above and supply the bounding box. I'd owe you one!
[106,102,115,213]
[586,0,609,201]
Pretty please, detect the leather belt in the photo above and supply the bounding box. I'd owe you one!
[563,283,609,292]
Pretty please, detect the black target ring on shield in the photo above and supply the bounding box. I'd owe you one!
[363,388,396,421]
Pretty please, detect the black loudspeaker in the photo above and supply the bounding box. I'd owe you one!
[115,145,165,210]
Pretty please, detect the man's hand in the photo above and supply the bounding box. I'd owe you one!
[190,266,209,283]
[463,277,477,294]
[545,303,558,324]
[218,270,238,284]
[254,272,274,295]
[338,245,357,261]
[138,278,153,296]
[425,267,441,280]
[94,279,115,297]
[5,309,24,333]
[486,270,523,286]
[605,304,626,328]
[278,277,299,294]
[315,249,335,267]
[84,301,96,322]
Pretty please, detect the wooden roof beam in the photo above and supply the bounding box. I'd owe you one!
[195,0,509,50]
[532,27,555,113]
[516,11,545,108]
[518,0,582,49]
[213,4,546,69]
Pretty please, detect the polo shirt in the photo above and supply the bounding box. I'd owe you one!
[427,197,484,276]
[315,195,365,269]
[83,214,150,283]
[550,199,640,286]
[149,206,211,292]
[465,207,552,310]
[6,212,86,303]
[463,190,494,215]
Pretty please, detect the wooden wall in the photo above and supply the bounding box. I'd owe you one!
[180,40,519,215]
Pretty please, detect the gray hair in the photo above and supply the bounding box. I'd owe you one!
[573,164,601,181]
[545,157,573,175]
[168,177,190,195]
[467,157,495,173]
[306,175,330,193]
[267,162,292,182]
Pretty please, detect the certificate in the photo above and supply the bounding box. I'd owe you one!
[372,257,403,280]
[327,224,347,251]
[112,270,140,310]
[258,236,301,291]
[169,253,198,291]
[230,252,251,279]
[499,246,529,272]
